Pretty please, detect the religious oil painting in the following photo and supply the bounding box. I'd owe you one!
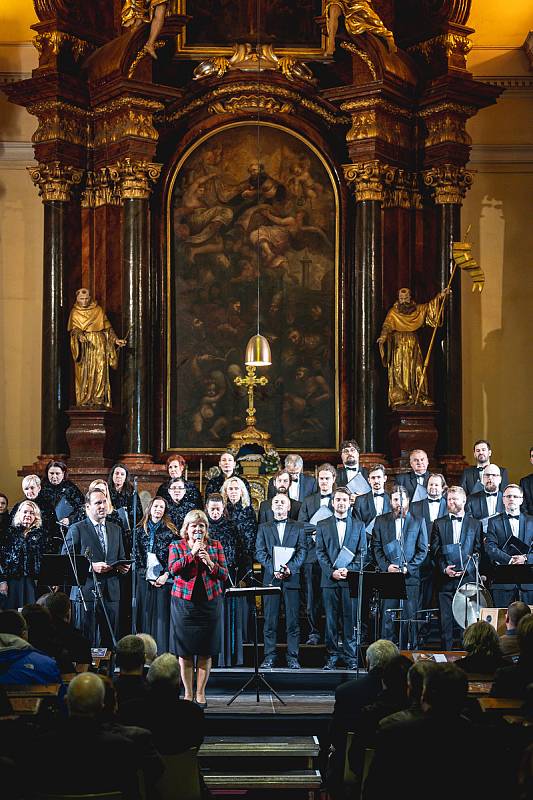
[167,123,339,451]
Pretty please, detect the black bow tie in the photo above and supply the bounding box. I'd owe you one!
[451,515,463,522]
[276,519,287,525]
[428,498,441,503]
[485,492,498,497]
[321,494,332,499]
[507,515,520,520]
[335,516,347,522]
[373,493,384,498]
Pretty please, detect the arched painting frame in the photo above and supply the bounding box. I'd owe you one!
[165,122,339,452]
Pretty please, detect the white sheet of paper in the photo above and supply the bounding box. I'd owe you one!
[412,483,428,502]
[273,546,295,573]
[433,653,448,663]
[146,552,163,581]
[309,506,334,526]
[346,473,371,495]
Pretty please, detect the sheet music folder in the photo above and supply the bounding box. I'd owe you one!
[491,565,533,584]
[225,586,281,598]
[347,570,407,600]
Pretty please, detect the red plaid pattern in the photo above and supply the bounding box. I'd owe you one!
[169,537,229,600]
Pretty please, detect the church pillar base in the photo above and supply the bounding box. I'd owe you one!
[65,408,121,468]
[387,407,439,468]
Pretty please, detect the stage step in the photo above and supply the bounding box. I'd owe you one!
[208,666,365,693]
[200,735,322,797]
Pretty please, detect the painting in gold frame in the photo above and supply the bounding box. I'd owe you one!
[165,122,339,452]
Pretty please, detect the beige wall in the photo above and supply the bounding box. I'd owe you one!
[462,1,533,483]
[0,1,531,504]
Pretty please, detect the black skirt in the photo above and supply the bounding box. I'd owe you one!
[7,577,36,610]
[170,585,222,658]
[138,580,172,655]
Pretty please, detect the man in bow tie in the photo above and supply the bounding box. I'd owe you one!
[485,484,533,608]
[267,453,317,502]
[410,473,448,624]
[465,464,504,522]
[460,439,509,496]
[353,463,391,527]
[255,494,306,669]
[431,486,482,650]
[336,440,369,504]
[395,449,430,500]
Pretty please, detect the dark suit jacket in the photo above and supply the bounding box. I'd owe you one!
[315,515,370,588]
[267,473,317,500]
[336,465,369,488]
[395,471,430,499]
[485,512,533,588]
[372,512,427,580]
[255,520,307,588]
[353,491,392,526]
[63,518,126,602]
[430,513,482,588]
[520,473,533,515]
[329,667,383,750]
[465,489,504,520]
[491,660,533,698]
[298,491,334,563]
[461,464,509,496]
[119,687,204,754]
[410,497,447,531]
[258,497,301,524]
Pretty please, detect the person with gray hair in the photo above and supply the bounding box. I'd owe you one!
[147,652,180,687]
[67,672,105,716]
[9,474,57,550]
[137,632,157,666]
[114,635,148,706]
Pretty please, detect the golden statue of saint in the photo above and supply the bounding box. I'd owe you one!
[68,288,126,408]
[377,287,449,408]
[122,0,168,58]
[324,0,395,56]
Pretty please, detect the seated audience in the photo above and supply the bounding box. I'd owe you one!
[34,673,139,797]
[454,620,508,676]
[21,603,74,673]
[119,653,204,754]
[42,591,92,670]
[137,632,158,667]
[379,659,438,729]
[491,614,533,698]
[500,601,531,658]
[0,609,62,685]
[114,634,149,706]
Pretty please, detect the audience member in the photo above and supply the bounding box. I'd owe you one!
[379,659,437,729]
[21,603,74,673]
[114,634,148,706]
[0,610,62,685]
[491,614,533,698]
[119,653,205,754]
[454,620,507,675]
[500,601,531,658]
[137,632,158,667]
[42,591,92,670]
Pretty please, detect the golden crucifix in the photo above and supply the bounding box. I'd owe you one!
[230,365,272,448]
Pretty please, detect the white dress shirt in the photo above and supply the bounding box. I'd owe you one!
[450,515,463,544]
[288,478,300,501]
[428,499,442,522]
[373,494,384,516]
[276,520,287,545]
[336,516,347,547]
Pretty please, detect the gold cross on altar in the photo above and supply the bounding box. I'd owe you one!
[234,365,268,428]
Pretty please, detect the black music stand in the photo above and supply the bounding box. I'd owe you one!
[40,554,90,589]
[225,585,284,706]
[491,565,533,584]
[349,571,407,648]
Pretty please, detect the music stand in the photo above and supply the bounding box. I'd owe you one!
[349,571,407,649]
[225,585,284,706]
[491,565,533,584]
[40,554,90,588]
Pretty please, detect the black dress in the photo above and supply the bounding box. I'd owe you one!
[40,479,85,526]
[134,521,175,654]
[156,479,202,510]
[3,525,47,608]
[10,495,58,553]
[204,472,251,500]
[225,501,258,645]
[166,497,198,533]
[109,487,143,536]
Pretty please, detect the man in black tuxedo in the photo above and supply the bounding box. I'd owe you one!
[353,463,391,527]
[395,449,430,499]
[255,493,307,669]
[465,463,504,522]
[519,446,533,515]
[460,438,509,496]
[316,487,371,669]
[63,488,130,647]
[372,486,428,648]
[259,469,301,523]
[431,486,482,650]
[335,440,369,499]
[410,473,448,620]
[297,463,337,645]
[267,453,317,501]
[485,484,533,607]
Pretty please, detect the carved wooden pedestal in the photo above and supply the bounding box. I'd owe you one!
[388,407,439,468]
[65,408,121,468]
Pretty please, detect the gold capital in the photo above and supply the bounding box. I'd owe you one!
[343,161,395,203]
[27,161,83,202]
[108,159,162,200]
[423,165,473,205]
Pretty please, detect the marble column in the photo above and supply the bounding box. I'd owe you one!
[28,162,83,455]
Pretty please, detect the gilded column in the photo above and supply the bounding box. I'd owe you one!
[110,159,162,458]
[28,161,83,456]
[343,162,391,452]
[423,164,473,454]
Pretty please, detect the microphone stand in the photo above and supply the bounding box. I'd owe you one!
[87,548,118,650]
[57,521,87,612]
[131,476,139,634]
[354,543,365,678]
[397,514,408,650]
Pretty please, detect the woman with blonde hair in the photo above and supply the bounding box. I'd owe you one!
[221,477,257,568]
[10,474,57,550]
[1,500,47,608]
[169,509,228,706]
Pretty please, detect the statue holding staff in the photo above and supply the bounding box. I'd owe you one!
[68,288,126,408]
[122,0,168,59]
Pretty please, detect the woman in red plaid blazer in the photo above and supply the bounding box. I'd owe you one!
[169,509,228,707]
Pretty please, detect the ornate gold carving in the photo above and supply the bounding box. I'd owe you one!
[33,0,71,21]
[29,100,91,147]
[343,161,395,202]
[340,41,378,80]
[341,99,411,148]
[93,97,164,147]
[382,169,422,209]
[193,43,314,84]
[423,164,473,204]
[407,32,472,63]
[108,158,162,200]
[28,161,83,202]
[419,103,476,147]
[127,41,165,79]
[81,169,122,208]
[32,31,94,61]
[208,95,293,115]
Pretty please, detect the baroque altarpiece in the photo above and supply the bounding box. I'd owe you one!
[5,0,501,490]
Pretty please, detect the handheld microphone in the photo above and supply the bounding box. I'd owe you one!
[193,532,203,541]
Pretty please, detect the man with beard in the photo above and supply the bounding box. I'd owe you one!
[258,470,301,523]
[336,440,369,498]
[461,439,509,496]
[377,287,449,407]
